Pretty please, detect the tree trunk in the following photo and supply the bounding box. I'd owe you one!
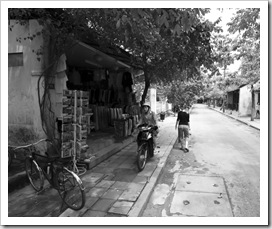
[251,85,255,121]
[140,67,151,106]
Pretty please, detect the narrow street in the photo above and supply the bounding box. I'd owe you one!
[142,104,260,217]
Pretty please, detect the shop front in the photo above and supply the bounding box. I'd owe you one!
[53,40,141,165]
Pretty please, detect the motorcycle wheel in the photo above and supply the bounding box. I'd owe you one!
[149,139,154,158]
[137,143,148,171]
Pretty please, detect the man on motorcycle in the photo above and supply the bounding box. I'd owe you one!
[137,102,159,147]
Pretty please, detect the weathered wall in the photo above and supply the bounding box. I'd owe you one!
[238,85,252,116]
[8,20,45,139]
[156,99,172,114]
[149,88,157,114]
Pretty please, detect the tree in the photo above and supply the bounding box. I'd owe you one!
[81,8,215,104]
[9,8,217,139]
[227,8,260,120]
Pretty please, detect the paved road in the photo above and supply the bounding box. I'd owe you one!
[142,104,260,217]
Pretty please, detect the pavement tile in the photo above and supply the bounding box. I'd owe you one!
[84,183,96,192]
[137,164,157,177]
[91,166,115,174]
[59,206,89,217]
[82,210,107,217]
[81,173,105,185]
[86,187,108,198]
[84,197,99,209]
[105,213,127,217]
[118,159,136,169]
[90,198,116,212]
[112,168,137,182]
[108,201,134,215]
[110,181,131,190]
[170,191,233,217]
[132,176,148,184]
[118,183,145,201]
[102,188,124,200]
[95,180,115,189]
[175,175,226,193]
[103,173,115,180]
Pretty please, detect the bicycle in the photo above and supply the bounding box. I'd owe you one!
[24,139,86,210]
[9,139,46,167]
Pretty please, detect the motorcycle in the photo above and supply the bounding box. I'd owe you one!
[136,124,158,171]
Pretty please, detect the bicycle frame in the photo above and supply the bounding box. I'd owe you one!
[30,152,72,189]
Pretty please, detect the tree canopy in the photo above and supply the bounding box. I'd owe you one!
[9,8,217,104]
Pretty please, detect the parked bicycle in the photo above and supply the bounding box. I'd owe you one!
[136,124,157,171]
[19,139,85,210]
[8,139,46,167]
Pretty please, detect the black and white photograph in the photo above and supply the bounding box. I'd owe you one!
[1,1,269,226]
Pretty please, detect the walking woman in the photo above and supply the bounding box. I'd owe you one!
[175,105,190,152]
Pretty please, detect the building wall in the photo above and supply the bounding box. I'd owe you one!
[238,85,252,116]
[8,20,45,138]
[149,88,157,114]
[156,101,172,113]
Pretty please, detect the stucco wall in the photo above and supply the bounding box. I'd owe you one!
[238,85,252,116]
[8,20,45,138]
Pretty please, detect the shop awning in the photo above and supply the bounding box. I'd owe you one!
[65,41,131,70]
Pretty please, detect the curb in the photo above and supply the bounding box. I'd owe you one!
[128,136,176,217]
[209,107,260,131]
[128,108,193,217]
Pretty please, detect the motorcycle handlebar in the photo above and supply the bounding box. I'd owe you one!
[137,124,158,130]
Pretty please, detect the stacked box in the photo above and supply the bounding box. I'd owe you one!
[63,89,73,97]
[61,90,92,160]
[75,90,91,161]
[76,90,89,98]
[76,107,92,116]
[61,141,73,158]
[114,119,129,138]
[61,91,75,158]
[74,98,89,107]
[76,114,88,125]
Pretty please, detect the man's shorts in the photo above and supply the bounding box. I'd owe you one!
[178,125,189,142]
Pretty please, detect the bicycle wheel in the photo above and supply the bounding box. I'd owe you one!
[137,143,148,171]
[25,157,44,191]
[57,167,85,210]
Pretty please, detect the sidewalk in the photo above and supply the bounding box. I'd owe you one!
[8,133,135,194]
[8,115,178,218]
[209,106,260,130]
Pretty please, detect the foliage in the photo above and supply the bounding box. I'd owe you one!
[80,8,215,103]
[227,8,260,83]
[165,78,204,106]
[9,8,216,106]
[202,8,260,102]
